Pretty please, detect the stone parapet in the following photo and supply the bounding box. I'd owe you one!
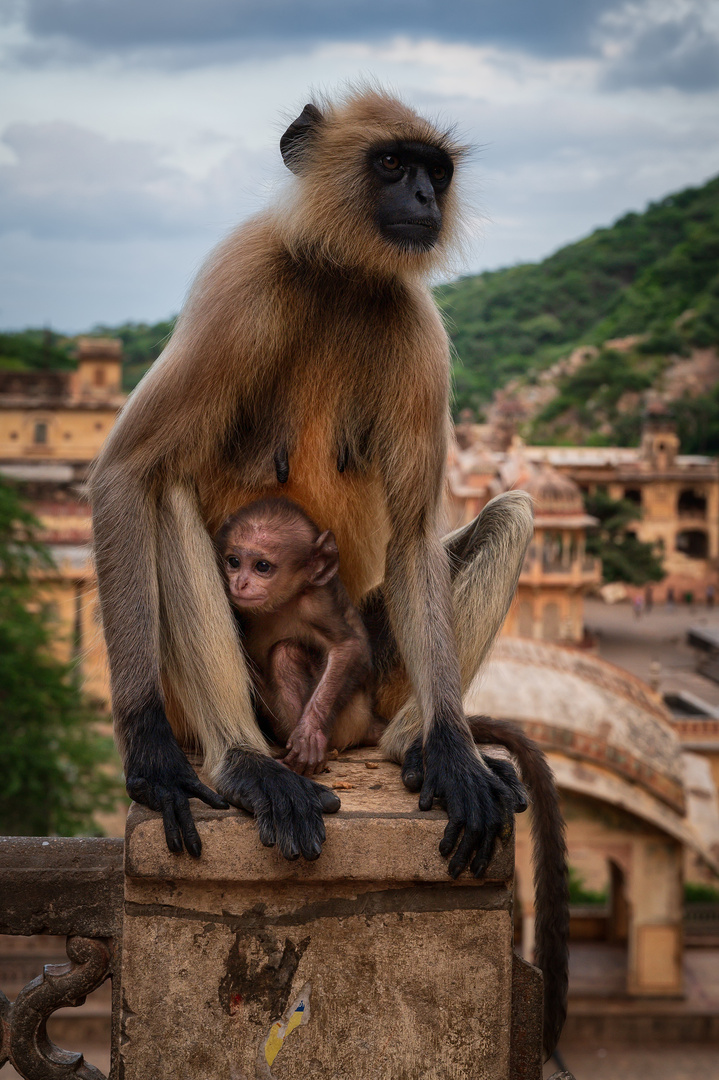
[120,749,544,1080]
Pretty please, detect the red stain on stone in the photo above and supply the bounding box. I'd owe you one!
[229,993,243,1015]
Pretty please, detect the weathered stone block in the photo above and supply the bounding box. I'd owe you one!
[121,750,540,1080]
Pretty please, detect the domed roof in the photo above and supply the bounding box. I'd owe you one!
[466,638,719,869]
[519,464,585,517]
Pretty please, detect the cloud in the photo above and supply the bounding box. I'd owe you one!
[14,0,616,61]
[0,121,272,241]
[600,1,719,91]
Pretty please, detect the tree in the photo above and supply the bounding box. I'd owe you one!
[0,479,123,836]
[584,490,664,585]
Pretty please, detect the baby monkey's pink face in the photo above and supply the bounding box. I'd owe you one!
[220,518,338,614]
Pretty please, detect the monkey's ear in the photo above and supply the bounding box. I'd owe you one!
[309,530,339,586]
[280,103,323,174]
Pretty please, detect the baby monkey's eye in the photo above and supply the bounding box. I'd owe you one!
[227,556,240,569]
[255,560,272,574]
[381,154,400,170]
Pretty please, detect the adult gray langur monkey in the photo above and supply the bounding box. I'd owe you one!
[91,86,568,1054]
[90,88,568,1052]
[91,84,533,870]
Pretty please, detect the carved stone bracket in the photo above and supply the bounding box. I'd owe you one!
[0,935,112,1080]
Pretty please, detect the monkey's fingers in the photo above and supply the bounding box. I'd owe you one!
[185,776,230,811]
[173,794,203,858]
[448,822,486,880]
[231,785,276,847]
[157,787,185,855]
[316,785,341,813]
[468,830,497,880]
[484,755,528,815]
[400,736,424,793]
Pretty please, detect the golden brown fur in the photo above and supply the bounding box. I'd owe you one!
[90,86,566,1055]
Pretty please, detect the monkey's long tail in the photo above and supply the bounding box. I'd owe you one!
[467,715,569,1060]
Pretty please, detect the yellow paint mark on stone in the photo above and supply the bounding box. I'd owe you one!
[262,984,311,1071]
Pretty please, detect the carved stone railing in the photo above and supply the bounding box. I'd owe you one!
[0,837,123,1079]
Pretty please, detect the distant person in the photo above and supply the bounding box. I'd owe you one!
[644,585,653,613]
[707,584,715,610]
[633,594,643,619]
[666,587,675,611]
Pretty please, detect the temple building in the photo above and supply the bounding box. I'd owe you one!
[525,412,719,602]
[447,441,601,644]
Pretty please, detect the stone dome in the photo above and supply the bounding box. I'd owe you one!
[465,637,719,869]
[517,463,585,517]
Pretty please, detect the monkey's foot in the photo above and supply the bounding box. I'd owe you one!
[216,748,341,861]
[402,730,527,879]
[283,723,329,777]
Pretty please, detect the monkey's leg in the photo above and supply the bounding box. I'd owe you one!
[263,642,315,740]
[157,487,340,861]
[374,490,533,796]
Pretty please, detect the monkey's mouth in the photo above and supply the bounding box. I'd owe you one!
[382,220,439,250]
[232,595,269,609]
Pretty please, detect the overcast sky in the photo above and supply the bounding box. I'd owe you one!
[1,0,718,331]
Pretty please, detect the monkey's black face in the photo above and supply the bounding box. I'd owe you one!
[369,141,453,252]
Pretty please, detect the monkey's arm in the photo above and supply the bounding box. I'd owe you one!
[467,716,569,1059]
[380,417,526,877]
[283,633,369,775]
[91,463,230,856]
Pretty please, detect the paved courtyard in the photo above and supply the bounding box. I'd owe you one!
[584,595,719,710]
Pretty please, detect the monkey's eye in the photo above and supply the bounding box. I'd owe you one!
[254,560,272,574]
[432,165,447,182]
[227,556,240,569]
[380,154,400,171]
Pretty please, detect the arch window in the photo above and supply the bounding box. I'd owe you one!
[676,529,708,559]
[678,489,706,518]
[33,421,48,445]
[624,488,641,506]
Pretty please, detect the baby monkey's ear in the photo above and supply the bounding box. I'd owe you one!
[308,530,339,586]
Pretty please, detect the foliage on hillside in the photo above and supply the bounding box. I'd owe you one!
[438,175,719,426]
[0,479,123,835]
[0,329,73,372]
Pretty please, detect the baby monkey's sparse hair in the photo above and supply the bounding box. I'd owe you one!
[215,498,380,776]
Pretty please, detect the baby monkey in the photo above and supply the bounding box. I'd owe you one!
[215,499,384,775]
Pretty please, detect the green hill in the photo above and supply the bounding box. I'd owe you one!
[437,174,719,429]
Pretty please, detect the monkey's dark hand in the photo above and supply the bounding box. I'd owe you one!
[402,729,527,879]
[217,751,341,861]
[126,752,229,859]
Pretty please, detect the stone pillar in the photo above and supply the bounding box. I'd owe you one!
[120,749,544,1080]
[626,836,684,996]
